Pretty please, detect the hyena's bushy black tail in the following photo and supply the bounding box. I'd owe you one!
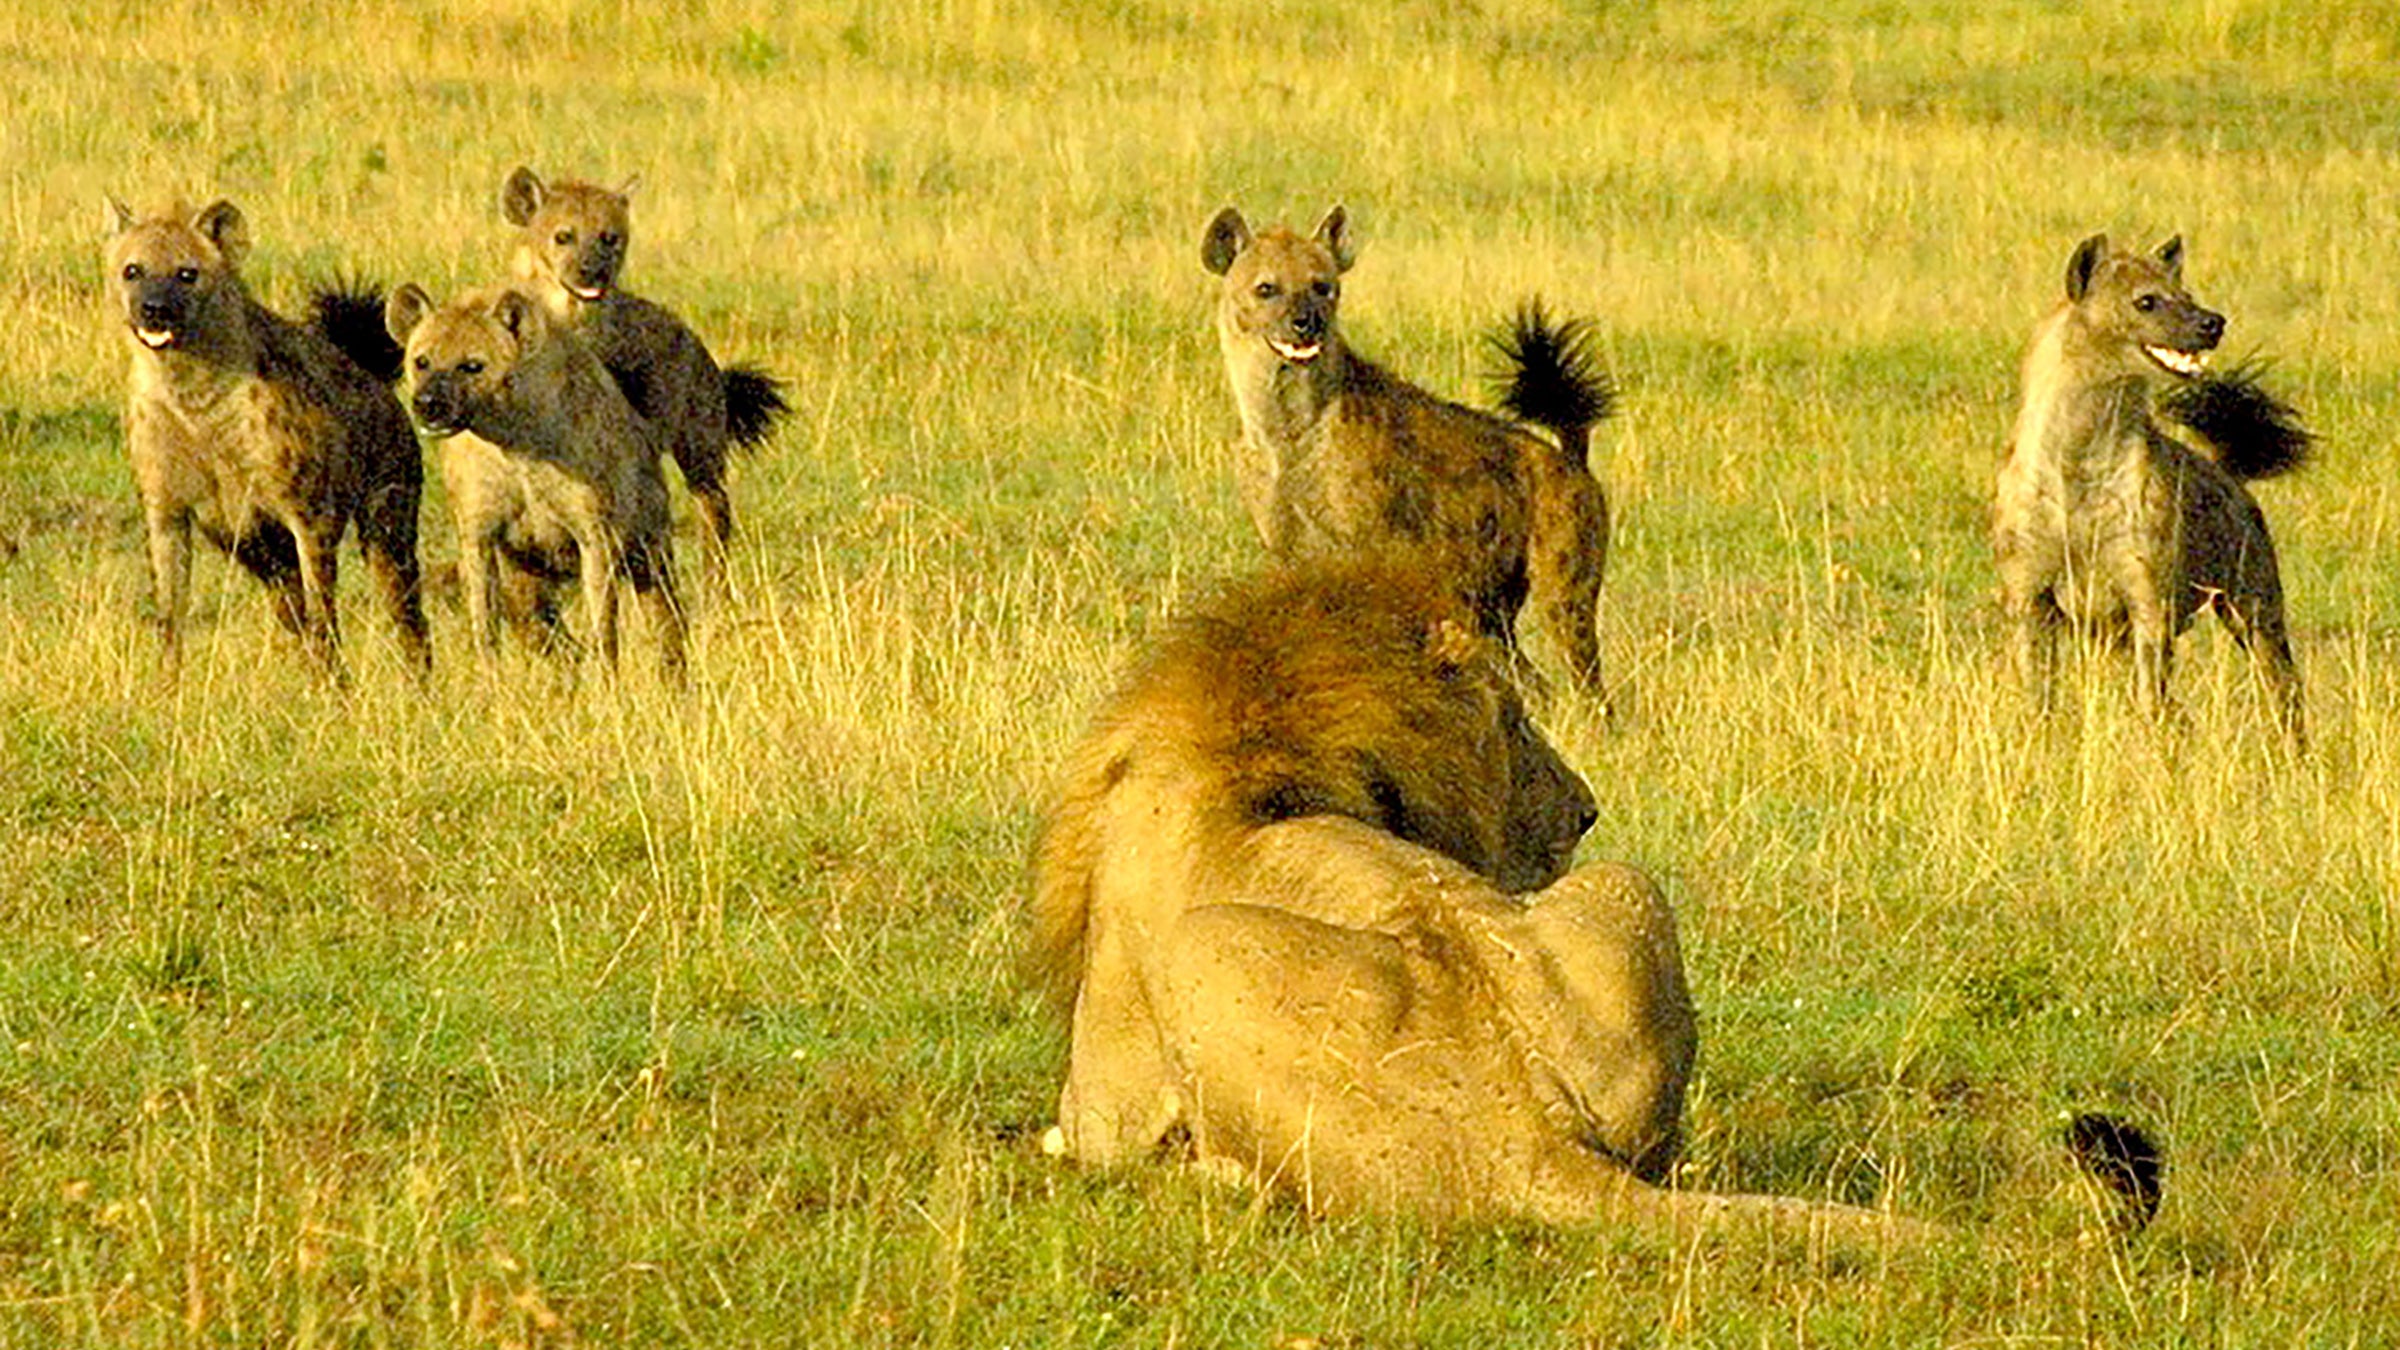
[723,365,791,451]
[308,279,406,385]
[2065,1112,2166,1237]
[1490,299,1615,464]
[2159,363,2311,481]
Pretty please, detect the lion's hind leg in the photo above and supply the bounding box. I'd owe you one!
[1463,863,1696,1183]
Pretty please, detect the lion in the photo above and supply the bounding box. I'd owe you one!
[1030,561,2163,1238]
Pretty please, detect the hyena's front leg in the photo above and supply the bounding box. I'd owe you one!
[2001,584,2060,711]
[580,529,622,673]
[142,501,193,670]
[459,532,504,665]
[2124,588,2175,721]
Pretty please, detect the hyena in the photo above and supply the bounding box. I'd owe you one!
[106,196,430,681]
[385,283,685,683]
[501,167,789,566]
[1993,233,2309,742]
[1202,205,1615,697]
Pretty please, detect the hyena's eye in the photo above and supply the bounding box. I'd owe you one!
[459,359,485,376]
[174,266,200,285]
[553,229,575,246]
[413,355,430,371]
[598,231,620,248]
[1253,280,1280,300]
[120,262,143,281]
[1311,280,1336,298]
[2134,294,2160,313]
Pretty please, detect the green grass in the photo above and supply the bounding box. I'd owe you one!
[5,0,2400,1342]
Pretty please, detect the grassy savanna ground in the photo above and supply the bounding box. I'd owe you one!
[4,0,2400,1342]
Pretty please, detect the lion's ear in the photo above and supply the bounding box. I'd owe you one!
[501,166,544,225]
[1424,618,1481,677]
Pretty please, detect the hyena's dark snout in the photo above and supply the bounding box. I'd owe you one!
[410,378,470,433]
[1289,299,1331,344]
[570,240,625,294]
[132,281,193,333]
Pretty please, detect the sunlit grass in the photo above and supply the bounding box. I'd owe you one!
[4,0,2400,1342]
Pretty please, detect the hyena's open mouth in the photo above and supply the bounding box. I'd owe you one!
[567,266,617,303]
[1269,338,1322,363]
[2143,345,2208,378]
[133,324,179,350]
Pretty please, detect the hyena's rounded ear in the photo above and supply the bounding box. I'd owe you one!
[194,200,249,266]
[2065,233,2110,302]
[492,288,541,340]
[501,166,545,225]
[1201,207,1251,275]
[105,195,135,234]
[384,283,436,346]
[615,174,640,199]
[2155,234,2185,278]
[1314,204,1357,273]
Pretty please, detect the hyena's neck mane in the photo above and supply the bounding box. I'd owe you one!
[467,344,582,460]
[2019,310,2173,480]
[1225,334,1353,457]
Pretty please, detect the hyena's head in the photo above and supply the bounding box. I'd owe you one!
[502,166,634,305]
[1202,205,1355,367]
[105,197,250,354]
[384,283,545,438]
[2064,234,2226,381]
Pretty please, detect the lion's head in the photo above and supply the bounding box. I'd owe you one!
[1029,560,1595,1015]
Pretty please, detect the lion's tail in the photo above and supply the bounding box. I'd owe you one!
[1024,736,1115,1022]
[1596,1112,2164,1243]
[309,278,405,385]
[2065,1112,2166,1236]
[722,365,791,451]
[1490,299,1615,465]
[2159,363,2311,481]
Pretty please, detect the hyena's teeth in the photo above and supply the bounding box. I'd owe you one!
[2145,346,2206,377]
[136,328,176,349]
[1270,339,1322,363]
[569,284,608,302]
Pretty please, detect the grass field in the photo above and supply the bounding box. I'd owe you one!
[5,0,2400,1343]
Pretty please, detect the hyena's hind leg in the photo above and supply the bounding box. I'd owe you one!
[1527,466,1609,701]
[2218,580,2306,748]
[236,520,344,682]
[496,564,575,661]
[666,419,736,577]
[623,534,687,686]
[357,480,433,681]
